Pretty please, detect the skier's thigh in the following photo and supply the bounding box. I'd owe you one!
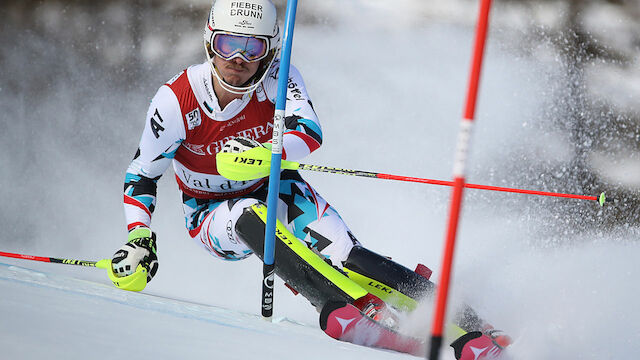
[277,178,358,267]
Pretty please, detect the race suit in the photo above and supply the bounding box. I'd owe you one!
[123,60,358,266]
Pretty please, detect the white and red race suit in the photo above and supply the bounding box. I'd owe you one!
[124,60,358,264]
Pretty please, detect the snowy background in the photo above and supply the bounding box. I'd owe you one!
[1,0,639,359]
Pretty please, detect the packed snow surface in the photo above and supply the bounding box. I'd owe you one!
[0,262,413,360]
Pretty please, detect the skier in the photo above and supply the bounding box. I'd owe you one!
[108,0,510,358]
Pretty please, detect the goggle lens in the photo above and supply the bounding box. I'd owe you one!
[212,33,268,62]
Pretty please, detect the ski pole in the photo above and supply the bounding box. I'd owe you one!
[216,149,607,206]
[261,0,299,321]
[0,251,109,268]
[430,0,492,359]
[299,164,606,204]
[0,250,147,292]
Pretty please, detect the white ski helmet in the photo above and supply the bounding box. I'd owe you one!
[204,0,281,94]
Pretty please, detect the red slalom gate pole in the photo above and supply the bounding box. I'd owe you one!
[428,0,493,359]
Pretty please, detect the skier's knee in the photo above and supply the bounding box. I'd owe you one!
[227,197,262,239]
[234,200,267,253]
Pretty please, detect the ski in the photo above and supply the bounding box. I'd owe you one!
[319,301,426,357]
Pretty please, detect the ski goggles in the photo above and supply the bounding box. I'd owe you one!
[211,32,270,63]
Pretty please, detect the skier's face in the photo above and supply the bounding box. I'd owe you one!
[213,55,260,88]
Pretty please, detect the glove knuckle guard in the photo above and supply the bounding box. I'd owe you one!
[221,137,262,154]
[111,229,159,282]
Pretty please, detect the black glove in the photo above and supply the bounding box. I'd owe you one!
[111,227,159,283]
[220,136,265,153]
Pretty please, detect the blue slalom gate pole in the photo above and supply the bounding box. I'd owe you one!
[261,0,299,320]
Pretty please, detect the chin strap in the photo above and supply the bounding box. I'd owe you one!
[207,53,261,95]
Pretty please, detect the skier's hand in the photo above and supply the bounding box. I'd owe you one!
[111,227,159,283]
[221,136,265,154]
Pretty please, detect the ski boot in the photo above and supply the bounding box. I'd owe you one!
[450,326,512,360]
[352,293,399,329]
